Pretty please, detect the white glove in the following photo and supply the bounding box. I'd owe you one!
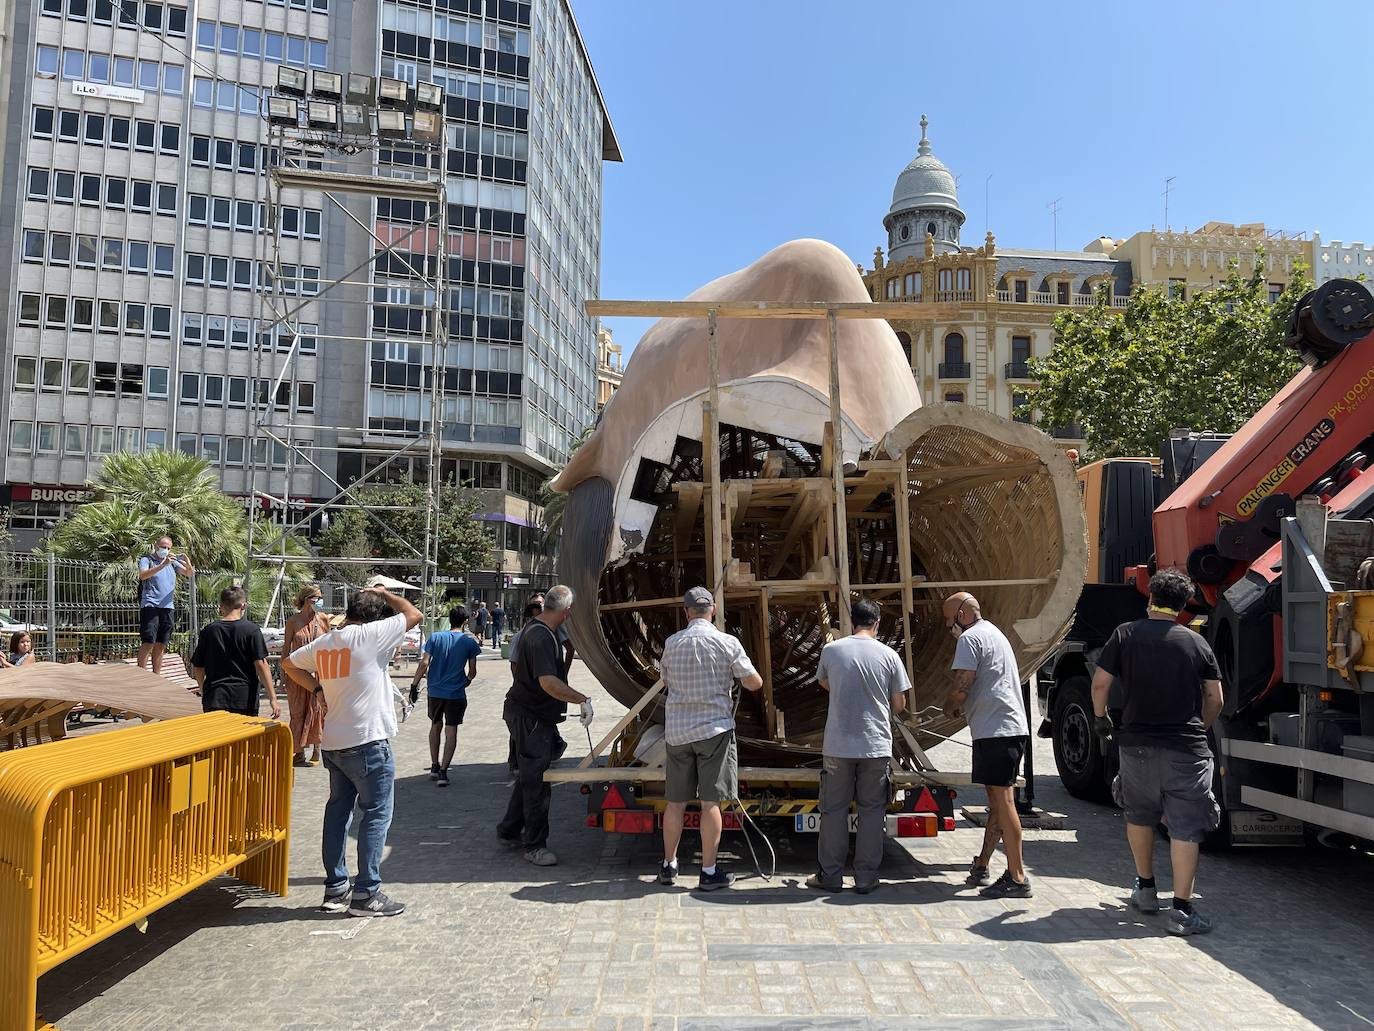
[579,700,594,727]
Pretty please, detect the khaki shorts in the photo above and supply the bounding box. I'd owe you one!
[665,730,738,803]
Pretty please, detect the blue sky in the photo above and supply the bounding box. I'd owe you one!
[575,1,1374,355]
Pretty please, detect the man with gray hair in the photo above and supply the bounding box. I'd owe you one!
[658,587,763,890]
[498,584,591,867]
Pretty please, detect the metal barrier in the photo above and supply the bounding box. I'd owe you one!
[0,712,292,1031]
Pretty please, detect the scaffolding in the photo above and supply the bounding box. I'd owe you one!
[246,114,449,625]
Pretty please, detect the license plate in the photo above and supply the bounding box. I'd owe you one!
[1229,809,1305,845]
[681,810,743,830]
[794,813,858,833]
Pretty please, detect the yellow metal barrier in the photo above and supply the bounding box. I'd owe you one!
[0,712,292,1031]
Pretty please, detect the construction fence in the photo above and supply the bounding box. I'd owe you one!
[0,552,355,663]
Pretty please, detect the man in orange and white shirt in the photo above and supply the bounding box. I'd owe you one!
[285,585,422,918]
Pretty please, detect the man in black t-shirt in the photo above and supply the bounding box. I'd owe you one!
[496,584,590,868]
[191,586,281,719]
[1091,568,1223,936]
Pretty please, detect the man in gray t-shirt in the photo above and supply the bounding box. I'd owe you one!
[945,591,1031,899]
[809,599,911,894]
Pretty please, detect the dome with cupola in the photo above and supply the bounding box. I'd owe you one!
[884,114,966,261]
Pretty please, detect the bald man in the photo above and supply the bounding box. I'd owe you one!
[943,592,1031,898]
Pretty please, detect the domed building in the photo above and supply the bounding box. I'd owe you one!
[884,115,965,262]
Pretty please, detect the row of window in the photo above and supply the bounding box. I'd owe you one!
[176,434,292,468]
[447,124,528,161]
[184,255,321,295]
[195,21,327,68]
[17,294,174,337]
[178,373,315,411]
[883,268,974,300]
[188,195,321,238]
[36,46,185,96]
[190,79,265,116]
[22,230,176,277]
[181,314,319,354]
[30,107,181,153]
[26,168,179,214]
[13,359,169,398]
[366,390,522,428]
[188,135,320,175]
[379,2,529,54]
[41,0,186,34]
[10,421,166,456]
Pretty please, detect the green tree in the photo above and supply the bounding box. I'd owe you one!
[1026,253,1312,459]
[315,481,493,586]
[45,450,314,621]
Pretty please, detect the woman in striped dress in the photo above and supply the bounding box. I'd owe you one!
[283,585,328,766]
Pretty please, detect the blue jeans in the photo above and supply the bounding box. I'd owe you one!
[321,739,395,898]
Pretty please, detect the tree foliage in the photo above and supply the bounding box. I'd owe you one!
[1026,253,1312,459]
[314,481,493,586]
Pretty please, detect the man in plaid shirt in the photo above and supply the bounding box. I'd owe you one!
[658,587,764,890]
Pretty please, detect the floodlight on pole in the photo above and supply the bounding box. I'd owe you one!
[306,100,339,130]
[267,96,300,126]
[377,77,410,108]
[311,70,343,99]
[411,109,443,143]
[376,109,407,139]
[340,103,370,134]
[414,82,444,111]
[346,73,376,105]
[276,66,307,96]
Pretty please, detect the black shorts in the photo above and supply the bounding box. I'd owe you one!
[139,606,174,645]
[428,696,468,727]
[972,735,1027,788]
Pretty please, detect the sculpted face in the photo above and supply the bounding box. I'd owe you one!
[555,239,1086,761]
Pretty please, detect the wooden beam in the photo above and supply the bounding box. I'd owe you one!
[826,310,851,635]
[576,680,665,770]
[546,765,1022,788]
[672,483,702,536]
[758,589,777,740]
[892,461,917,700]
[706,308,725,628]
[766,490,821,578]
[584,300,962,321]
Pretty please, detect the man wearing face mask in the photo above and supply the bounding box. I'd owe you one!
[137,534,195,676]
[943,591,1031,898]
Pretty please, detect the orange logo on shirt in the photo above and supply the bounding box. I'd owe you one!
[317,648,352,680]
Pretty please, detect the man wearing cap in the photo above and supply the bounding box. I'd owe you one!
[658,587,764,890]
[943,591,1032,898]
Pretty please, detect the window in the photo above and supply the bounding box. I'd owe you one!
[226,437,245,466]
[190,135,210,165]
[943,332,965,367]
[105,177,127,207]
[156,183,177,215]
[10,422,34,453]
[69,361,90,392]
[153,244,174,277]
[188,195,207,224]
[42,358,64,391]
[202,374,224,406]
[50,233,72,265]
[196,19,214,49]
[206,315,226,346]
[37,422,59,453]
[209,256,229,287]
[25,168,48,200]
[92,425,115,454]
[228,376,248,406]
[146,366,169,398]
[53,171,75,204]
[127,241,150,274]
[242,28,261,58]
[120,364,144,396]
[78,235,98,269]
[201,435,221,463]
[18,294,41,325]
[151,305,172,337]
[220,24,238,55]
[1012,391,1031,424]
[80,173,101,204]
[110,116,130,147]
[177,433,197,455]
[144,429,165,451]
[124,302,146,333]
[134,119,155,151]
[235,200,255,231]
[159,123,179,154]
[943,391,964,404]
[180,372,199,401]
[113,56,134,86]
[1056,281,1070,305]
[84,112,104,144]
[13,358,37,391]
[100,239,122,270]
[297,382,315,411]
[98,302,120,332]
[32,107,54,138]
[1011,335,1031,365]
[45,295,68,327]
[182,312,203,343]
[230,318,252,348]
[118,427,142,452]
[163,64,183,96]
[63,424,87,455]
[131,180,152,212]
[309,40,326,68]
[88,53,109,82]
[298,324,318,355]
[142,2,161,30]
[186,254,206,283]
[36,45,59,78]
[167,5,185,35]
[72,298,94,329]
[138,60,159,91]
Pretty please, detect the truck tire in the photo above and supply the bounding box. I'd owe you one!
[1051,676,1112,802]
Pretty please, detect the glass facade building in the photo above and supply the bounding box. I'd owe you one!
[0,0,619,591]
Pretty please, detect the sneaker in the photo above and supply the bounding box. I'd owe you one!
[965,859,991,887]
[497,830,524,849]
[1165,907,1213,936]
[429,764,441,781]
[347,890,405,918]
[658,861,678,886]
[525,847,559,867]
[979,871,1033,899]
[436,768,449,787]
[697,867,735,891]
[1130,879,1161,914]
[805,873,842,892]
[320,887,350,913]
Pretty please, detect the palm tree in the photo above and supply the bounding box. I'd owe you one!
[49,450,249,569]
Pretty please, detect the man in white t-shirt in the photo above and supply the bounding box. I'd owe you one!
[284,585,422,918]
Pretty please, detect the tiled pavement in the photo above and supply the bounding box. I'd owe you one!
[36,651,1374,1029]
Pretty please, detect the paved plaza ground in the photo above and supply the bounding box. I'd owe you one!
[36,649,1374,1030]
